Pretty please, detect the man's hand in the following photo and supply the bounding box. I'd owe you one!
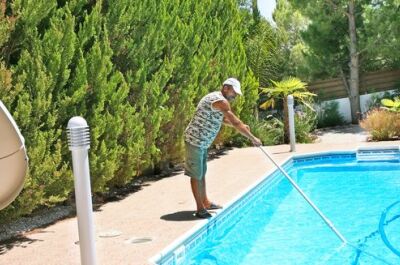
[243,124,261,146]
[251,137,262,147]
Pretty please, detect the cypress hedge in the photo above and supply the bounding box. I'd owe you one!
[0,0,259,222]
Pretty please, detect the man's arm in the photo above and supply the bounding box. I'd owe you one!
[213,100,262,146]
[223,116,251,131]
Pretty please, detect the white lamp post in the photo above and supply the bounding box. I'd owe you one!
[287,95,296,152]
[67,117,97,265]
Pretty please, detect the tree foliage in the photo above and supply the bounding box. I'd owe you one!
[288,0,400,78]
[361,0,400,70]
[273,0,310,78]
[288,0,355,79]
[287,0,400,123]
[241,1,284,87]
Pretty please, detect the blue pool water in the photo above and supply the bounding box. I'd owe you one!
[185,156,400,265]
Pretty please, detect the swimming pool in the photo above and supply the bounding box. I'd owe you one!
[151,149,400,265]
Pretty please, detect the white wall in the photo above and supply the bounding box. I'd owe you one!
[320,90,395,122]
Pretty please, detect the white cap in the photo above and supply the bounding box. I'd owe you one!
[223,78,242,95]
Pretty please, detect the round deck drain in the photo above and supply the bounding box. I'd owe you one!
[99,230,122,238]
[125,237,152,244]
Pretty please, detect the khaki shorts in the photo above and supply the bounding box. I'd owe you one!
[184,142,207,180]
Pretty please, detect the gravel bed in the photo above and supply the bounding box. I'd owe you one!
[0,205,74,242]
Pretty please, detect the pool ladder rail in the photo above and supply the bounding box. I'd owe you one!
[356,146,400,162]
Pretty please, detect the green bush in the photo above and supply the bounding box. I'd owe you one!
[295,108,317,143]
[381,96,400,112]
[317,101,346,128]
[251,117,284,146]
[0,0,259,222]
[365,91,395,111]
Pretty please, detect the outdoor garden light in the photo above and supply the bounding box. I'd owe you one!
[67,116,97,265]
[287,95,296,152]
[0,100,28,210]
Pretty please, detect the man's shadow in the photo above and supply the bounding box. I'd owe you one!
[160,211,199,221]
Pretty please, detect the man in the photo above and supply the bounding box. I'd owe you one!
[184,78,262,218]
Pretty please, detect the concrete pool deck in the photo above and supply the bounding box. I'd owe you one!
[0,125,399,265]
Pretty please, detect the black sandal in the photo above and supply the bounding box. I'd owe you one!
[195,209,212,219]
[206,202,223,210]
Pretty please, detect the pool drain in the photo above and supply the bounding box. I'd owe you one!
[98,230,122,238]
[125,237,153,244]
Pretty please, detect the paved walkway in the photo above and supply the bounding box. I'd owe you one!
[0,126,398,265]
[314,124,369,144]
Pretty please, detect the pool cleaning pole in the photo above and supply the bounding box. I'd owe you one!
[67,117,97,265]
[258,146,347,243]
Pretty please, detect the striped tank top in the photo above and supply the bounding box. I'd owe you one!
[184,91,226,149]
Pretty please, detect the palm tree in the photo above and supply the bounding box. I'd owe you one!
[259,77,316,143]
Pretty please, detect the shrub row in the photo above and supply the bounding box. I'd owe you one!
[0,0,258,222]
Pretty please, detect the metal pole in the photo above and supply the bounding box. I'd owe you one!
[287,95,296,152]
[258,146,347,243]
[67,117,97,265]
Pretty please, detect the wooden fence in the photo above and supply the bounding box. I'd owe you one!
[308,69,400,101]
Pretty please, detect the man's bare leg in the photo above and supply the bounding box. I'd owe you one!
[202,177,222,209]
[190,178,205,211]
[202,177,211,208]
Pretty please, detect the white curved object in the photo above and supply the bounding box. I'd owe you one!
[0,100,28,210]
